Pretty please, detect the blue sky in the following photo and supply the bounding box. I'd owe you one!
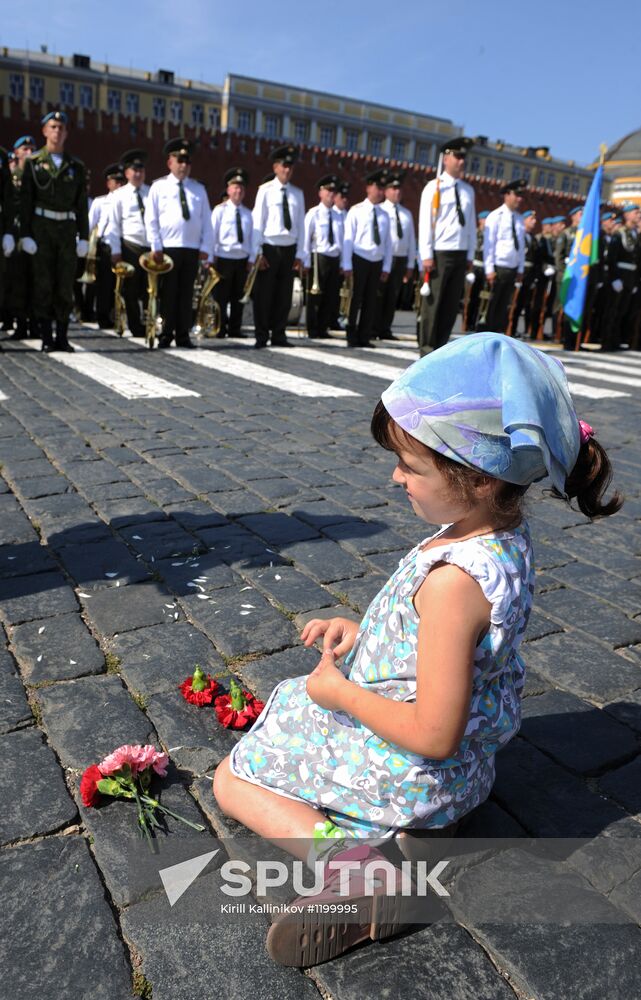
[4,0,640,166]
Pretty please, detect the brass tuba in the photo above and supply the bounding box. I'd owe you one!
[112,261,135,337]
[310,248,321,296]
[239,253,262,305]
[193,263,222,338]
[338,271,353,320]
[77,225,99,284]
[139,251,174,349]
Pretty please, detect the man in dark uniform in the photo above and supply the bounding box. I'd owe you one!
[211,166,254,338]
[600,203,640,352]
[530,217,556,338]
[20,110,89,352]
[341,168,392,348]
[464,209,488,330]
[329,181,350,330]
[94,163,126,329]
[511,209,540,336]
[553,206,582,347]
[588,211,618,345]
[107,149,151,338]
[483,179,526,333]
[377,171,416,339]
[303,173,344,339]
[0,147,16,349]
[4,136,37,340]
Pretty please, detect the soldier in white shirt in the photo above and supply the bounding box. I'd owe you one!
[93,163,125,328]
[418,137,476,355]
[341,168,392,348]
[145,138,214,349]
[329,182,350,329]
[106,148,150,338]
[251,145,305,348]
[211,166,254,338]
[482,179,526,333]
[377,171,416,340]
[303,174,344,339]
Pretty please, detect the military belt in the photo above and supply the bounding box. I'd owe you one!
[34,207,76,221]
[617,261,637,271]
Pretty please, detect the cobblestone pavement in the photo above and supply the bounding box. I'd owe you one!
[1,320,640,1000]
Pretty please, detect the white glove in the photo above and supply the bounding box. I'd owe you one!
[20,237,38,256]
[633,287,638,294]
[2,234,15,257]
[596,282,603,290]
[465,271,476,285]
[611,279,623,293]
[543,265,555,278]
[420,281,431,297]
[76,239,89,258]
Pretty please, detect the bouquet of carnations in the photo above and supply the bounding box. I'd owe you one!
[80,743,205,850]
[179,665,265,730]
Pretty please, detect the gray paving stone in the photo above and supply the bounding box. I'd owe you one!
[163,500,228,531]
[521,631,641,701]
[548,561,641,616]
[11,612,105,683]
[327,573,387,613]
[524,610,565,642]
[0,837,132,1000]
[79,478,142,501]
[566,817,641,894]
[152,551,236,594]
[520,689,638,774]
[240,564,334,614]
[236,511,320,546]
[603,689,641,734]
[610,868,641,924]
[322,518,410,556]
[54,538,150,589]
[599,756,641,816]
[280,538,366,583]
[119,520,202,561]
[145,690,240,773]
[172,464,239,494]
[0,571,78,625]
[556,538,641,580]
[180,583,298,658]
[0,728,77,843]
[141,477,196,505]
[531,588,641,646]
[36,674,155,768]
[13,474,74,498]
[236,644,319,702]
[493,738,627,837]
[364,548,408,576]
[248,477,305,502]
[94,495,166,527]
[81,581,181,637]
[0,501,39,545]
[2,456,57,479]
[63,458,128,486]
[0,649,32,733]
[448,848,641,1000]
[0,541,57,578]
[283,498,359,528]
[522,665,553,697]
[112,620,226,697]
[206,488,268,517]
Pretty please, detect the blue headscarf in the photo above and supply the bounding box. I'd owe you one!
[381,334,580,493]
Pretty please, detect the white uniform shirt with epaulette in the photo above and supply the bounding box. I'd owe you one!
[418,173,476,261]
[381,200,417,268]
[88,193,110,236]
[105,182,150,255]
[211,200,254,262]
[251,177,305,258]
[483,204,526,274]
[302,204,344,268]
[145,174,214,258]
[341,199,393,272]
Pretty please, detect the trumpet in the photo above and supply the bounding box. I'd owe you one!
[139,251,174,349]
[338,272,353,320]
[310,246,321,296]
[239,254,262,305]
[112,261,135,337]
[77,225,99,284]
[477,287,491,329]
[193,263,222,338]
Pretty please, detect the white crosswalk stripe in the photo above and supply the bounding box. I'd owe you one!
[565,381,629,399]
[269,345,410,381]
[0,391,8,401]
[557,364,641,389]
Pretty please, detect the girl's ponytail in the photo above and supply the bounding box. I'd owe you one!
[556,435,623,518]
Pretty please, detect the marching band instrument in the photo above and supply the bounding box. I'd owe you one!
[112,261,135,337]
[477,287,491,329]
[505,282,522,337]
[287,275,304,327]
[193,264,222,338]
[239,254,262,305]
[139,251,174,349]
[310,246,321,296]
[338,272,353,320]
[77,225,99,284]
[461,273,476,332]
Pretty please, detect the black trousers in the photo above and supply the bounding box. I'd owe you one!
[95,240,114,327]
[213,256,248,337]
[347,253,383,346]
[513,271,537,335]
[160,247,200,344]
[419,249,467,354]
[376,255,407,337]
[306,254,341,337]
[601,277,636,352]
[121,241,149,337]
[463,265,485,331]
[252,243,297,345]
[485,266,517,333]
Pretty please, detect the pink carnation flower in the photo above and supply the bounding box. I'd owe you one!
[99,743,169,777]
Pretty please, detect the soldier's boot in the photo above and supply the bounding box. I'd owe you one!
[54,321,75,353]
[39,319,56,352]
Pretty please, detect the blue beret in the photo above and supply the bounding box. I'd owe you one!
[478,210,490,219]
[542,217,552,224]
[622,202,639,214]
[41,110,68,126]
[551,216,564,223]
[13,135,36,150]
[601,211,615,221]
[567,205,583,218]
[522,210,534,218]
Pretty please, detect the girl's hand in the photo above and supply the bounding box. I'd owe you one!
[300,617,359,658]
[306,650,349,711]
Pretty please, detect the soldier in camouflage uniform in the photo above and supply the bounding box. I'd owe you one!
[553,206,581,349]
[0,147,17,349]
[20,110,89,352]
[5,135,37,340]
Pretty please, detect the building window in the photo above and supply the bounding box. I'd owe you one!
[79,84,93,109]
[485,159,494,177]
[59,81,75,106]
[9,73,24,100]
[416,143,430,165]
[264,113,281,139]
[470,155,480,173]
[192,103,204,126]
[345,129,359,152]
[522,167,530,185]
[392,138,406,160]
[511,164,521,180]
[571,177,580,194]
[125,92,139,116]
[30,75,44,101]
[293,119,309,143]
[237,109,253,132]
[107,89,121,113]
[369,134,384,156]
[561,175,570,192]
[537,169,545,186]
[208,106,220,130]
[547,172,555,189]
[495,161,505,180]
[153,97,166,122]
[319,124,335,147]
[169,100,183,124]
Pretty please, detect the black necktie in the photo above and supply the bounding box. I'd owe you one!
[178,180,190,221]
[454,183,465,227]
[282,188,292,231]
[372,208,381,246]
[394,205,403,239]
[511,214,519,251]
[327,208,334,246]
[235,207,243,244]
[136,190,145,218]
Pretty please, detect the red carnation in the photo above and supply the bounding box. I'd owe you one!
[214,678,265,730]
[179,665,220,706]
[80,764,104,807]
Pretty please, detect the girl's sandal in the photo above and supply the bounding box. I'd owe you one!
[266,844,407,967]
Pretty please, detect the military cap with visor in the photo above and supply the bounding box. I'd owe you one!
[120,148,147,170]
[104,162,125,181]
[385,170,406,188]
[440,136,474,156]
[163,137,192,159]
[224,166,249,186]
[270,144,298,165]
[317,173,340,190]
[499,178,527,194]
[365,167,390,187]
